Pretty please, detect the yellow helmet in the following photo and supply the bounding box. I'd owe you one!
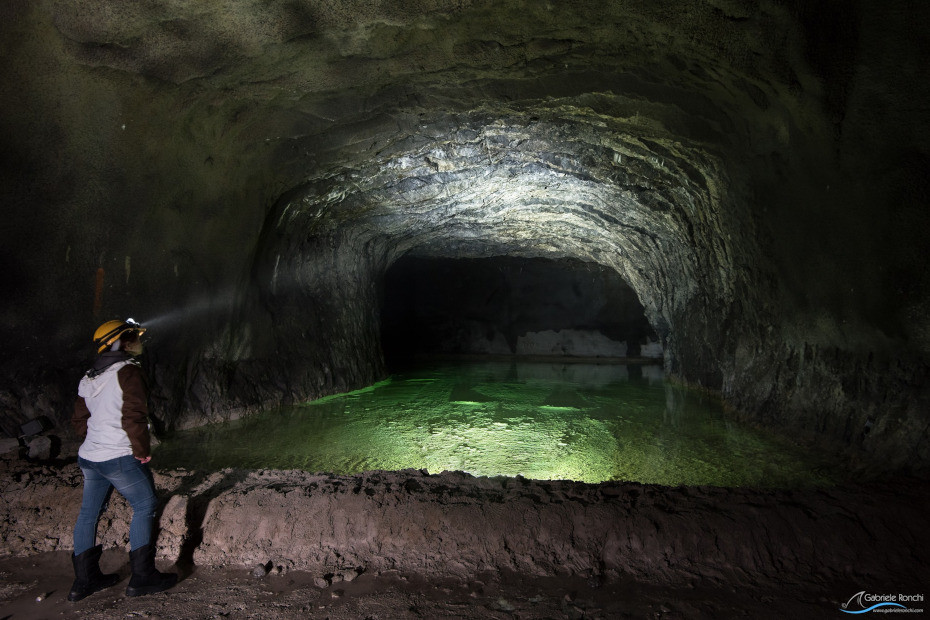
[93,318,146,354]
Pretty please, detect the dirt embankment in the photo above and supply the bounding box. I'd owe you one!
[1,446,929,617]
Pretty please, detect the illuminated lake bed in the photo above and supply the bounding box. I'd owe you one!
[154,361,843,487]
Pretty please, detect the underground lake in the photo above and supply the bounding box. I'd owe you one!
[154,361,844,487]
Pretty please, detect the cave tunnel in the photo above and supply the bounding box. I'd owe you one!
[380,255,660,365]
[2,0,929,614]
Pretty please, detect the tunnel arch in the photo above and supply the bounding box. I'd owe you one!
[250,111,754,396]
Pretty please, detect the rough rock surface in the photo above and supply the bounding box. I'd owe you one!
[1,1,929,475]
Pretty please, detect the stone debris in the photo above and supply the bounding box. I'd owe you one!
[26,436,51,461]
[339,568,361,582]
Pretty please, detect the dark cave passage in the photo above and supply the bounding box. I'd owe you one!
[380,255,660,368]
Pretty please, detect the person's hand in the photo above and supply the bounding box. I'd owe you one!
[136,456,152,464]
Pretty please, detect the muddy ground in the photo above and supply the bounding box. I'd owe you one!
[0,549,866,619]
[1,442,928,619]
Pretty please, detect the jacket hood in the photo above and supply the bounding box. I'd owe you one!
[90,351,132,374]
[78,352,134,399]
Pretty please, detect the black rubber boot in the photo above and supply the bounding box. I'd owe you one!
[125,544,178,597]
[68,545,120,602]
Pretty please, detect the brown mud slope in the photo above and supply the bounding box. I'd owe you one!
[2,449,929,617]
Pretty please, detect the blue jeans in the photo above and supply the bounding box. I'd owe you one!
[73,455,158,555]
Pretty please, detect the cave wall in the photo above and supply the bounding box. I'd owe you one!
[1,0,928,472]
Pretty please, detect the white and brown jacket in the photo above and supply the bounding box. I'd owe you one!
[72,352,151,462]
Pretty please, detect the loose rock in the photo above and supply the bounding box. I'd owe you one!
[26,436,51,461]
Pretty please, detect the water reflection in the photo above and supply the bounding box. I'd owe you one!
[154,361,841,487]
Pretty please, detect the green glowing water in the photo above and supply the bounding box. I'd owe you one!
[154,361,842,487]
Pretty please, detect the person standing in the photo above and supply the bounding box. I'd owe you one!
[69,318,177,601]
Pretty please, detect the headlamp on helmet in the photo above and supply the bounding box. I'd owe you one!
[93,318,147,354]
